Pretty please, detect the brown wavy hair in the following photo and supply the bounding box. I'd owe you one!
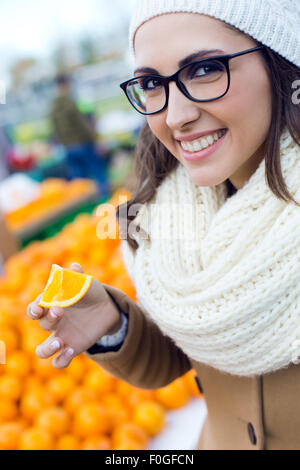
[117,24,300,250]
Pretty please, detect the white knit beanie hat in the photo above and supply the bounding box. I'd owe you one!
[129,0,300,68]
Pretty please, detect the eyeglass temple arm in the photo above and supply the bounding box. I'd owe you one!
[227,46,265,60]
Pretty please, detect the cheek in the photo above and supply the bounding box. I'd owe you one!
[224,71,272,133]
[147,115,176,152]
[147,115,165,140]
[215,73,272,161]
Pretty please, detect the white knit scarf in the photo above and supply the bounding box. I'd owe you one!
[121,128,300,377]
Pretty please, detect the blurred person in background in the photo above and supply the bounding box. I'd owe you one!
[0,127,12,181]
[0,154,9,182]
[50,74,110,198]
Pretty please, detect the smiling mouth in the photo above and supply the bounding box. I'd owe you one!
[179,129,227,153]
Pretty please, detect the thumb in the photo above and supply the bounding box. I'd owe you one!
[70,262,84,273]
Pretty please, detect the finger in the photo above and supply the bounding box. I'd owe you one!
[39,306,64,332]
[36,335,63,359]
[52,346,75,369]
[27,295,48,320]
[70,262,84,273]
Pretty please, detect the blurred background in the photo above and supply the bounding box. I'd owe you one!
[0,0,206,451]
[0,0,144,253]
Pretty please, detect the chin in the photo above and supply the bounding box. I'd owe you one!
[184,167,222,187]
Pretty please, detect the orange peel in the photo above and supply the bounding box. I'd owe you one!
[38,264,93,308]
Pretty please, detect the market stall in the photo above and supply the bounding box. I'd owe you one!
[0,188,205,450]
[1,174,101,246]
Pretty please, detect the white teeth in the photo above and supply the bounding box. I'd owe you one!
[207,135,214,146]
[193,141,202,151]
[181,130,226,153]
[200,138,209,149]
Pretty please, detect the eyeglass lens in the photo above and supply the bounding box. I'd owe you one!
[126,59,228,114]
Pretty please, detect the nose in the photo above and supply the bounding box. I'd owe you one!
[165,82,202,131]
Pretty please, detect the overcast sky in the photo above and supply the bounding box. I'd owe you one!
[0,0,136,81]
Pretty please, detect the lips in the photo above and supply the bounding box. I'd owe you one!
[179,128,228,162]
[175,128,228,143]
[180,129,227,153]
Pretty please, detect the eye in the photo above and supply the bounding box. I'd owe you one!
[187,61,225,79]
[139,77,163,91]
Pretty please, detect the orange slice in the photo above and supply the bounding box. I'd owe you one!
[38,264,93,308]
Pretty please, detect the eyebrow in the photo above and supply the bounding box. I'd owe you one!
[134,49,225,75]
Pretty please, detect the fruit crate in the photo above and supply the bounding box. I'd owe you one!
[19,194,109,249]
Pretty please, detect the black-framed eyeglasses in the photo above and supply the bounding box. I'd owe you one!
[120,46,265,115]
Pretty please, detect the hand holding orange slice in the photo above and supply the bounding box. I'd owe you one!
[38,264,93,308]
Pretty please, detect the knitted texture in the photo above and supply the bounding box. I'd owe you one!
[129,0,300,67]
[121,128,300,377]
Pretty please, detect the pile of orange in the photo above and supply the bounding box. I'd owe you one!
[0,188,203,450]
[5,178,98,233]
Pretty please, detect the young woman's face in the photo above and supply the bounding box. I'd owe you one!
[134,13,272,189]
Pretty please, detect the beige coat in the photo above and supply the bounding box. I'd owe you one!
[85,284,300,450]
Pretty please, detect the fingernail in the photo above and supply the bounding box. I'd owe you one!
[66,348,74,358]
[50,308,60,319]
[50,340,60,351]
[31,306,42,316]
[30,308,39,318]
[71,263,82,269]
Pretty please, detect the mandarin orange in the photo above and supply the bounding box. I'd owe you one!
[0,374,23,401]
[0,422,23,450]
[0,326,19,354]
[35,407,70,437]
[6,350,31,378]
[20,387,56,422]
[19,427,54,450]
[112,422,148,450]
[56,434,80,450]
[83,368,116,396]
[154,377,191,410]
[64,387,96,415]
[0,400,18,423]
[133,401,166,437]
[72,402,111,438]
[33,356,58,380]
[81,435,111,450]
[47,375,75,404]
[65,355,86,382]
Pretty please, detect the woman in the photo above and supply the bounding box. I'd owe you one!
[28,0,300,450]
